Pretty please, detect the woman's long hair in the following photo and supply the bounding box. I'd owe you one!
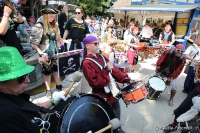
[42,14,58,35]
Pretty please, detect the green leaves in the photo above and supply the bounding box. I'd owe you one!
[68,0,113,17]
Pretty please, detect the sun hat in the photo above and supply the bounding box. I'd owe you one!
[40,5,59,14]
[83,35,98,58]
[175,44,184,49]
[0,47,35,82]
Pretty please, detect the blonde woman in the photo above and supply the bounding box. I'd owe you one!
[30,6,70,98]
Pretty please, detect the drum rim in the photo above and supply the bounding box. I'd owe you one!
[121,81,145,92]
[148,76,166,91]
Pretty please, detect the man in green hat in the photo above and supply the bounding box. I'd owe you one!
[0,46,68,133]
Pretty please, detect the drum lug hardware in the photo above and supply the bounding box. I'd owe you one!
[75,94,81,98]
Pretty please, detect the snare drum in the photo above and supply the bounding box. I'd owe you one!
[147,76,166,100]
[121,81,148,105]
[47,94,117,133]
[118,63,131,73]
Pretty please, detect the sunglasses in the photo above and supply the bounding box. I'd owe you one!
[75,12,81,14]
[88,42,99,46]
[13,74,29,84]
[34,117,51,130]
[176,49,184,53]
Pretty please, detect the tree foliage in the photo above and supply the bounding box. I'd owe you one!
[68,0,113,17]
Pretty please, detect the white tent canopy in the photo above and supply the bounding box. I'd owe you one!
[107,4,199,13]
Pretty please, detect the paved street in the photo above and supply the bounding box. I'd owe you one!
[31,55,192,133]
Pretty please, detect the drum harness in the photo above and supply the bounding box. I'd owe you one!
[84,54,120,98]
[160,47,184,79]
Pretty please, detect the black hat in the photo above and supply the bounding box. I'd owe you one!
[40,6,59,14]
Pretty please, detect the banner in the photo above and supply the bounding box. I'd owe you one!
[175,18,189,36]
[58,54,80,76]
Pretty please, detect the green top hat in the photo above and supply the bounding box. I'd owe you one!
[0,47,35,82]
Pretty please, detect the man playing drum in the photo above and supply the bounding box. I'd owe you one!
[82,35,137,133]
[155,44,186,106]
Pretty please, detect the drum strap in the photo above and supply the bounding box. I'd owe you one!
[85,54,107,70]
[85,55,120,97]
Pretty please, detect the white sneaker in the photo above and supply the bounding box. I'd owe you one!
[66,75,73,82]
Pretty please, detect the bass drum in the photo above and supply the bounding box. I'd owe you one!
[47,94,117,133]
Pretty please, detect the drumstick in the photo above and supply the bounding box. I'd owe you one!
[95,118,120,133]
[64,81,75,97]
[64,71,82,97]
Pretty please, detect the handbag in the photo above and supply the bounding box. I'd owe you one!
[184,62,191,74]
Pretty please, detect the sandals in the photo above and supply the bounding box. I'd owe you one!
[168,100,174,107]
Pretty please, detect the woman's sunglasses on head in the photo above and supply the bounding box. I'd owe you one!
[13,74,29,84]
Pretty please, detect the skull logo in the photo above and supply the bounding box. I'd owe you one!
[68,58,74,66]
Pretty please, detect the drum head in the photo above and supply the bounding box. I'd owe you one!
[149,77,165,91]
[55,94,117,133]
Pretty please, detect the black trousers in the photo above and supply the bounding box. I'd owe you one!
[174,89,200,117]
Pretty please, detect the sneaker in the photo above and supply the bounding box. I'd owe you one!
[163,124,177,133]
[46,90,52,99]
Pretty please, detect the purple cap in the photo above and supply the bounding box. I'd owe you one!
[82,35,98,59]
[83,35,98,46]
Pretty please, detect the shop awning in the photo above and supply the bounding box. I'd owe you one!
[107,4,199,12]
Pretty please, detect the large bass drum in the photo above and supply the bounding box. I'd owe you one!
[47,94,117,133]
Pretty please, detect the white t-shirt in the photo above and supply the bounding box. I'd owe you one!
[141,26,153,38]
[123,29,131,41]
[184,44,200,67]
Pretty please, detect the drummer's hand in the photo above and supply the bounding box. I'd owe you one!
[167,77,172,83]
[130,79,138,83]
[106,62,114,71]
[52,91,70,104]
